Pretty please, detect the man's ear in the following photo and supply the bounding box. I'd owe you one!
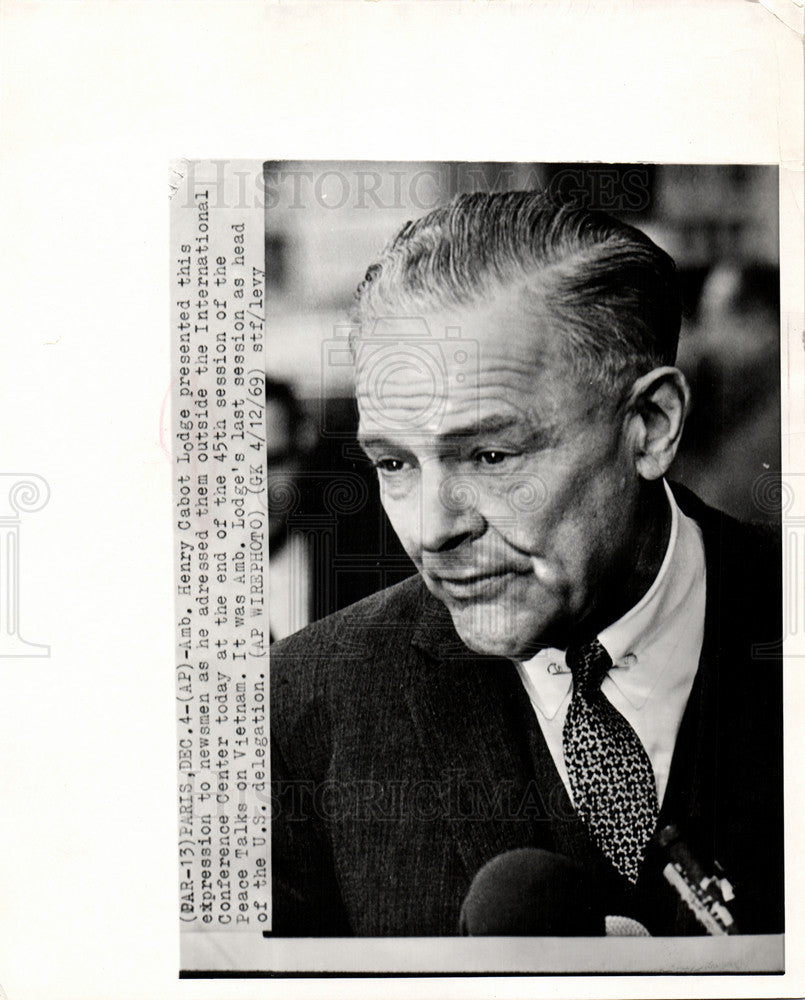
[623,366,690,481]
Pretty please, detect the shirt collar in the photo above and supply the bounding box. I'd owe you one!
[517,480,705,716]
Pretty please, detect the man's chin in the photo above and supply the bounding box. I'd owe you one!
[445,599,549,660]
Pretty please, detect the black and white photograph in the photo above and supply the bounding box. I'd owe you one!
[1,2,803,999]
[260,161,783,969]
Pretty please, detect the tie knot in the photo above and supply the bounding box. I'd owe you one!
[566,638,612,696]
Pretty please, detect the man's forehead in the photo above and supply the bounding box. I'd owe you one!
[354,359,566,449]
[358,300,563,410]
[356,293,558,359]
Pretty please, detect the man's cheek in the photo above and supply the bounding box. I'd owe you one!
[486,498,552,556]
[486,472,549,512]
[528,555,565,592]
[379,496,419,559]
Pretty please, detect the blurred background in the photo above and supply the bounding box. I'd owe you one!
[264,161,780,634]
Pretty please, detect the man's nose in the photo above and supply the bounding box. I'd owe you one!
[418,465,485,552]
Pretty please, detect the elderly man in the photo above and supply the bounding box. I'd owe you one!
[269,192,782,937]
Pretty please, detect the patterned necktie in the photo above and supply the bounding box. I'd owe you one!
[562,639,659,884]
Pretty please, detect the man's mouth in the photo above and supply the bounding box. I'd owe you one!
[429,568,529,601]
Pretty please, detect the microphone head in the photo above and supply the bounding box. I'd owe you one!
[605,914,651,936]
[459,847,605,936]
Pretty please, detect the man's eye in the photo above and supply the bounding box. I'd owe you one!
[375,458,407,474]
[476,450,511,466]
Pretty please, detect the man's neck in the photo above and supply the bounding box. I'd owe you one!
[571,480,672,647]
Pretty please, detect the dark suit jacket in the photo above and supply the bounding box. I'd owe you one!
[269,486,783,936]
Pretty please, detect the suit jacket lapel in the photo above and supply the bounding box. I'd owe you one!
[404,585,627,879]
[403,588,556,884]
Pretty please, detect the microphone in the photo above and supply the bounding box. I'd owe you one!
[459,848,607,936]
[656,824,739,935]
[459,848,651,936]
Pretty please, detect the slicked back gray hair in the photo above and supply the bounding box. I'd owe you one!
[352,190,681,397]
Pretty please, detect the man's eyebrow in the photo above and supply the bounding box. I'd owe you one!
[443,415,527,439]
[356,433,397,454]
[444,415,559,450]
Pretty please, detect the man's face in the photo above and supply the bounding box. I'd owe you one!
[356,289,641,658]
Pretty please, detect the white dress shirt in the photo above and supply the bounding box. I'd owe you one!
[514,480,706,807]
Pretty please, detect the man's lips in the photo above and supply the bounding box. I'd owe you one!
[426,567,531,600]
